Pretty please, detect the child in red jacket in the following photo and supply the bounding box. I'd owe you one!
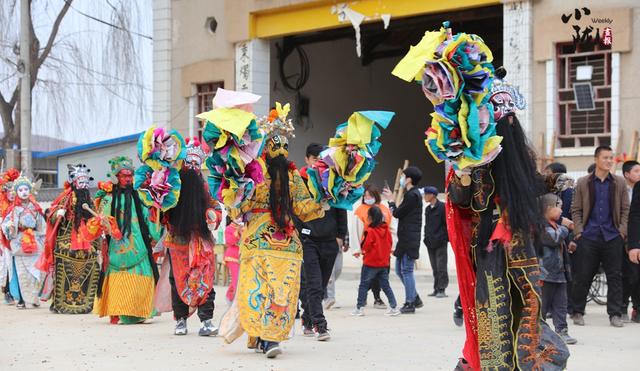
[351,206,400,316]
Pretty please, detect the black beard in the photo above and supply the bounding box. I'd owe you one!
[73,187,93,231]
[266,155,293,231]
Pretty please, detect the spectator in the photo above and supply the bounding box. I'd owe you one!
[350,184,394,309]
[570,146,629,328]
[628,181,640,263]
[350,206,400,317]
[539,193,577,345]
[544,162,568,176]
[422,186,449,298]
[298,143,348,341]
[383,166,423,314]
[622,160,640,322]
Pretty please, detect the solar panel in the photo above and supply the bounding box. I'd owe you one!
[573,82,596,111]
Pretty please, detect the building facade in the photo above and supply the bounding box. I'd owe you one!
[154,0,639,181]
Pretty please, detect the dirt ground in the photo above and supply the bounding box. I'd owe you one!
[1,271,637,370]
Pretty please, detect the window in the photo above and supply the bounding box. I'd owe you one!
[556,43,611,148]
[195,81,224,139]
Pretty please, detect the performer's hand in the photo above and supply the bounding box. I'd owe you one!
[56,209,66,219]
[629,248,640,264]
[100,218,112,235]
[568,241,577,254]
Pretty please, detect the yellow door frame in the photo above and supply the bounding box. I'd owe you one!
[250,0,501,39]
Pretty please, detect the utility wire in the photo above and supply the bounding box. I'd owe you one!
[62,0,153,40]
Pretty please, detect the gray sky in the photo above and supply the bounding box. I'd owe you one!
[0,0,152,146]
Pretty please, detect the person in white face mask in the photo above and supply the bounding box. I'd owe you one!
[348,185,394,309]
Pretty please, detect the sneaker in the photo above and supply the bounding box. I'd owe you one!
[631,309,640,323]
[264,342,282,358]
[350,307,364,316]
[323,298,336,310]
[610,315,624,328]
[572,313,584,326]
[453,310,464,327]
[302,325,315,337]
[454,358,473,371]
[384,307,401,316]
[316,328,331,341]
[373,298,387,309]
[199,319,219,336]
[436,290,447,298]
[427,290,438,297]
[16,302,26,309]
[400,302,415,314]
[174,318,188,335]
[414,295,424,309]
[557,329,577,345]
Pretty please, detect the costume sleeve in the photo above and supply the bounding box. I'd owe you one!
[291,170,324,223]
[1,211,15,239]
[142,205,163,241]
[628,182,640,249]
[206,200,224,230]
[390,190,420,219]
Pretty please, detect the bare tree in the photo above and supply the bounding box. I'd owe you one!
[0,0,147,151]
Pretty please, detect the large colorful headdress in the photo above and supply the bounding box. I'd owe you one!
[259,102,295,159]
[392,21,502,170]
[12,175,36,194]
[306,110,395,209]
[196,88,266,209]
[67,163,94,188]
[489,67,527,121]
[107,156,135,180]
[1,168,20,192]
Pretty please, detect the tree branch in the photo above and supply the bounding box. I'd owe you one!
[36,0,73,69]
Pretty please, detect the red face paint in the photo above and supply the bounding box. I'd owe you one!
[117,169,134,187]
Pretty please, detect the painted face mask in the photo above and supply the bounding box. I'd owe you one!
[266,135,289,159]
[16,185,31,200]
[117,169,134,187]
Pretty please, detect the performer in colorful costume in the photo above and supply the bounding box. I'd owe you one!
[1,175,45,309]
[38,164,100,314]
[199,89,323,358]
[393,23,569,370]
[155,137,223,336]
[87,156,162,324]
[0,168,20,304]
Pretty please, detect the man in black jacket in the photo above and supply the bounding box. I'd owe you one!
[383,166,423,314]
[423,186,449,298]
[298,143,348,341]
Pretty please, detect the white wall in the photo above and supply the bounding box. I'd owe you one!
[57,142,141,188]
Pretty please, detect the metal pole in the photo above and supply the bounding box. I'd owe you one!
[19,0,32,176]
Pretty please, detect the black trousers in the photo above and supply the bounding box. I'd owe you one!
[571,235,623,317]
[300,238,338,330]
[566,251,578,314]
[622,245,640,312]
[426,240,449,291]
[168,254,215,322]
[542,281,568,332]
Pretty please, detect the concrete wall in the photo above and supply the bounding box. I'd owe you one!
[531,1,639,173]
[56,142,141,188]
